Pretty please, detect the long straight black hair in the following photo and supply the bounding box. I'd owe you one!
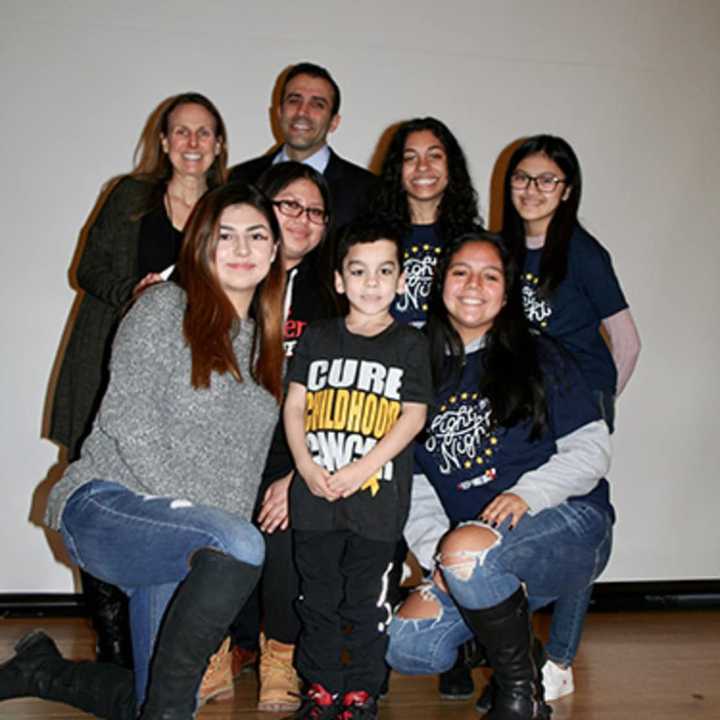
[426,230,548,437]
[502,134,582,298]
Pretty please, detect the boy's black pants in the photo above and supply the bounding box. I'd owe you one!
[294,529,396,696]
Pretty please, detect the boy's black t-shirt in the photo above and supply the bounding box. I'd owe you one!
[287,318,433,542]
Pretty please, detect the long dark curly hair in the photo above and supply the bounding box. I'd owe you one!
[371,117,481,241]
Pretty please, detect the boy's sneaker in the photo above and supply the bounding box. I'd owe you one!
[542,659,574,701]
[340,690,378,719]
[284,683,340,719]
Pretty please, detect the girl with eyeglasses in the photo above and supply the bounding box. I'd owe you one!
[213,162,340,713]
[501,135,640,700]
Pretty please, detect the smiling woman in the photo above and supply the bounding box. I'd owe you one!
[226,161,338,713]
[387,231,613,720]
[213,205,278,316]
[48,92,228,677]
[1,184,285,720]
[372,117,481,328]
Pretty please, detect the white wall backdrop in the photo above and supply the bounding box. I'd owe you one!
[1,0,718,591]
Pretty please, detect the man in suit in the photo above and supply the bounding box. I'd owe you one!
[229,62,376,229]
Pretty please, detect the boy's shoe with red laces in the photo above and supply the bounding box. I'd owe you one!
[340,690,379,719]
[283,683,341,719]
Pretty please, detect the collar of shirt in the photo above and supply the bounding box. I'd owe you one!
[273,144,331,174]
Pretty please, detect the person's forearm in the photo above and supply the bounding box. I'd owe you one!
[351,403,427,481]
[602,308,641,395]
[283,386,315,475]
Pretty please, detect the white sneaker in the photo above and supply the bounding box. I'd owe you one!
[542,659,574,701]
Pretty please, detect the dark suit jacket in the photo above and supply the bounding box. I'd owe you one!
[228,147,376,230]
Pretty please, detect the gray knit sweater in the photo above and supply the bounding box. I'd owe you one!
[45,282,279,530]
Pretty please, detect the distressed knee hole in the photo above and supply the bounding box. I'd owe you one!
[396,583,443,620]
[438,525,502,581]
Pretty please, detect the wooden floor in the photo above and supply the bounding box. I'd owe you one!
[0,610,718,719]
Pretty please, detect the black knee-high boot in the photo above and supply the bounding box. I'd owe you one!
[139,548,262,720]
[459,588,550,720]
[0,630,135,720]
[475,635,547,714]
[81,569,134,668]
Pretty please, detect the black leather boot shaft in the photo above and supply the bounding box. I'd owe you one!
[476,634,547,714]
[459,588,550,720]
[81,569,134,668]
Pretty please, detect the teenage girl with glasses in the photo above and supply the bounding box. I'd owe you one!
[500,134,640,701]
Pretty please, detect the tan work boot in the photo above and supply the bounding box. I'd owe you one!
[198,637,234,705]
[257,634,301,712]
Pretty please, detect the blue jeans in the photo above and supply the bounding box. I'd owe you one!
[543,389,615,665]
[60,480,264,706]
[386,501,612,674]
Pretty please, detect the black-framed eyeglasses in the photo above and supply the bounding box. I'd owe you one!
[510,170,567,194]
[273,199,327,226]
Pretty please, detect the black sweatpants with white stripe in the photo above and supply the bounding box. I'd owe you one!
[294,529,395,697]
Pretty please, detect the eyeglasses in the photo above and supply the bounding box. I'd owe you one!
[510,170,566,194]
[273,199,327,226]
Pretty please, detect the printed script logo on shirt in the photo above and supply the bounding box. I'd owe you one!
[521,272,552,328]
[395,244,442,314]
[425,392,499,490]
[304,358,404,494]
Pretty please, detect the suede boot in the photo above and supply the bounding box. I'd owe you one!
[0,630,135,720]
[139,548,261,720]
[459,588,550,720]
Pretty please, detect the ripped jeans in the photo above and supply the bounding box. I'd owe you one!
[60,480,265,707]
[386,501,612,675]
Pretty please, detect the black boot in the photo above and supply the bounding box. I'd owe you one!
[459,588,550,720]
[139,548,261,720]
[0,630,135,720]
[475,636,547,714]
[81,569,134,668]
[439,639,477,699]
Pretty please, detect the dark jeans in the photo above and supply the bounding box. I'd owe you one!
[294,530,395,696]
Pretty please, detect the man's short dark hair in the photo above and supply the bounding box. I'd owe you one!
[335,215,405,271]
[281,62,341,116]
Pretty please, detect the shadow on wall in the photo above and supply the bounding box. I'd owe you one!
[486,137,525,233]
[34,96,186,578]
[368,121,404,176]
[36,180,121,587]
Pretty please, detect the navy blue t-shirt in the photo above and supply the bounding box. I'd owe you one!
[392,223,444,327]
[415,338,612,523]
[521,225,627,394]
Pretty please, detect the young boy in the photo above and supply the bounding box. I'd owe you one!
[283,217,433,719]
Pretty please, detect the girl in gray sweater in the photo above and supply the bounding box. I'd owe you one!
[0,183,286,720]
